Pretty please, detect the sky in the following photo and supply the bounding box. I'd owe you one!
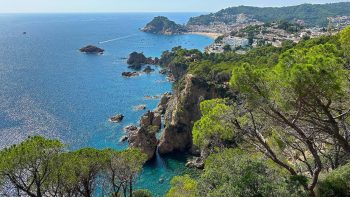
[0,0,348,13]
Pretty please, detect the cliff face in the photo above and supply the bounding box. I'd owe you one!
[128,111,161,160]
[158,74,219,155]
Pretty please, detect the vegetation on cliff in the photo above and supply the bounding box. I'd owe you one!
[187,2,350,26]
[166,27,350,196]
[141,16,187,35]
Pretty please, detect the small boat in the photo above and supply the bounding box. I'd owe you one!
[23,32,27,35]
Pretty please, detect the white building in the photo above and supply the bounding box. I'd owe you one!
[223,36,249,48]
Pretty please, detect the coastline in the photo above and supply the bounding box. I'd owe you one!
[185,31,223,39]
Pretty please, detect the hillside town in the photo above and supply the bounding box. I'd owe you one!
[200,13,350,53]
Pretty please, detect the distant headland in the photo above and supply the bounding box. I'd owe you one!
[140,16,188,35]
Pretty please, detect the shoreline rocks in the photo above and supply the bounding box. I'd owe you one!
[80,45,104,54]
[119,135,128,143]
[110,114,124,123]
[124,125,138,133]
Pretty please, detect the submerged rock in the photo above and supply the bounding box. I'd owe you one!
[80,45,104,54]
[133,104,147,111]
[143,66,155,73]
[144,95,161,100]
[110,114,124,123]
[122,71,140,77]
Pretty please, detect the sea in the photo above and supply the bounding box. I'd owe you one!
[0,13,213,195]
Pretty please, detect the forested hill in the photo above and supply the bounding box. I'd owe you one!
[187,2,350,27]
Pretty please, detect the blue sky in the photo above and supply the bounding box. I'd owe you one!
[0,0,348,13]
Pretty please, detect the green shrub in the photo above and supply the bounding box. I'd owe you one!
[133,189,153,197]
[317,163,350,197]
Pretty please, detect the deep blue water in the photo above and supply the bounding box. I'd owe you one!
[0,13,212,195]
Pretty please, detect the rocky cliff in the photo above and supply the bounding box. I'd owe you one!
[128,111,161,160]
[158,74,220,155]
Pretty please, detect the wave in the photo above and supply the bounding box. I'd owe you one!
[99,34,138,44]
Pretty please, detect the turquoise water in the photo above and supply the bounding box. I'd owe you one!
[0,13,212,195]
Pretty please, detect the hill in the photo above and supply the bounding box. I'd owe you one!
[141,16,187,34]
[187,2,350,27]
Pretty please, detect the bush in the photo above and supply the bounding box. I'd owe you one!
[133,189,153,197]
[317,163,350,197]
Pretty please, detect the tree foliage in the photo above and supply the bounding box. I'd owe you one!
[0,137,148,197]
[166,175,198,197]
[191,28,350,196]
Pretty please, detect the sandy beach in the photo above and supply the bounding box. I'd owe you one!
[186,32,223,39]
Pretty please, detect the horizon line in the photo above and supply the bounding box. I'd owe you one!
[1,1,348,14]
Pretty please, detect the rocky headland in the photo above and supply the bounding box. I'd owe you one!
[141,16,188,35]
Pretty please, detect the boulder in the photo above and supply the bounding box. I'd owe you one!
[80,45,104,54]
[185,157,204,169]
[124,125,138,133]
[159,69,168,75]
[119,135,128,143]
[110,114,124,123]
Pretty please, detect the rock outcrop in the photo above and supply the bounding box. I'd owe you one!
[185,157,204,169]
[127,52,157,69]
[122,71,140,77]
[154,92,172,114]
[128,111,162,160]
[158,74,219,155]
[110,114,124,123]
[80,45,104,54]
[141,16,188,35]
